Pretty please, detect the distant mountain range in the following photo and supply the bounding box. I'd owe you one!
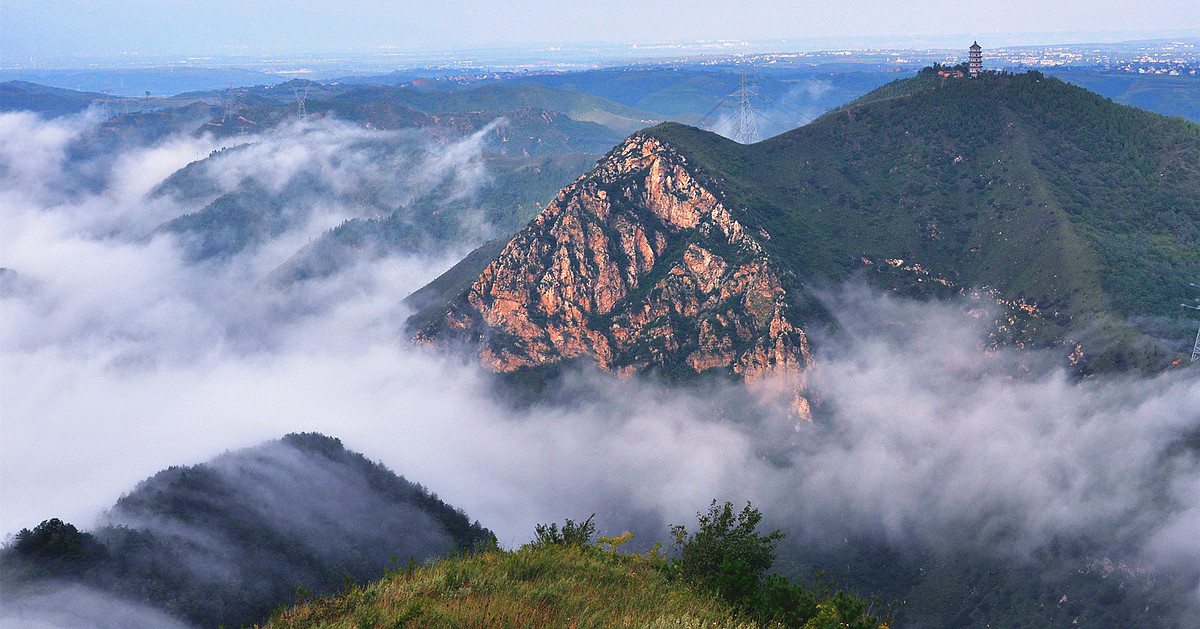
[412,70,1200,376]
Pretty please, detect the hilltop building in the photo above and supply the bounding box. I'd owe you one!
[969,41,983,77]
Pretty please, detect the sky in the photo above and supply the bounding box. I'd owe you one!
[3,0,1199,65]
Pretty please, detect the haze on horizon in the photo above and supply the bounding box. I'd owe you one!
[3,0,1199,67]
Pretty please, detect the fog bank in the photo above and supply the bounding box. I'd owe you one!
[3,108,1199,623]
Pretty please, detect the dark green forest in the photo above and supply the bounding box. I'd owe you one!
[0,434,493,628]
[643,70,1200,372]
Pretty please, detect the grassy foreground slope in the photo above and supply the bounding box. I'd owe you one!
[267,545,883,629]
[268,545,748,629]
[268,506,887,629]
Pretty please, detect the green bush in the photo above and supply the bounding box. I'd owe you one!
[670,501,886,628]
[670,500,782,606]
[530,514,597,549]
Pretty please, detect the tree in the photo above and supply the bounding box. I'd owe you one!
[8,518,107,578]
[531,515,596,549]
[669,500,783,605]
[13,518,100,562]
[670,502,887,628]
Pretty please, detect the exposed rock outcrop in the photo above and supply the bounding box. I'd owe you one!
[414,133,811,377]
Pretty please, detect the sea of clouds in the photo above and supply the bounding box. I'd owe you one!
[2,108,1198,626]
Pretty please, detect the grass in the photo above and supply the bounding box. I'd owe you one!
[265,545,756,629]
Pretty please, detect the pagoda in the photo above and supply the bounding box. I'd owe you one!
[969,41,983,77]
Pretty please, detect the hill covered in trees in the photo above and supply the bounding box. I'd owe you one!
[413,70,1200,376]
[1,433,493,628]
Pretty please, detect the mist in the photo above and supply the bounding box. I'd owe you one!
[0,583,193,629]
[3,108,1200,624]
[708,78,842,142]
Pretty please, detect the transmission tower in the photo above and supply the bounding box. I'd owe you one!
[98,88,114,119]
[221,91,235,125]
[703,71,764,144]
[732,72,761,144]
[1184,283,1200,362]
[293,87,308,118]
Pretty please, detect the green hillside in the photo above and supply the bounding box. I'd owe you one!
[644,71,1200,372]
[1047,69,1200,124]
[268,544,748,629]
[269,505,887,629]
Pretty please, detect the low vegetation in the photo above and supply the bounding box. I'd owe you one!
[267,502,886,629]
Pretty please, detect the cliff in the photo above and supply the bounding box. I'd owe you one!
[413,134,810,378]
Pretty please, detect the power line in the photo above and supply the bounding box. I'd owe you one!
[703,72,817,143]
[732,72,760,144]
[703,72,761,144]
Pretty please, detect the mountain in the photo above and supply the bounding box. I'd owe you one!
[159,177,291,261]
[154,140,600,267]
[0,81,107,116]
[198,83,657,148]
[0,67,277,98]
[271,152,600,284]
[147,82,656,268]
[411,70,1200,376]
[510,67,898,133]
[1045,68,1200,124]
[411,131,814,380]
[326,83,660,135]
[0,433,493,629]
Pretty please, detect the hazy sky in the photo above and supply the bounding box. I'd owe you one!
[3,0,1199,64]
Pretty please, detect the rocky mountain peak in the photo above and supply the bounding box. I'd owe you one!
[414,132,811,378]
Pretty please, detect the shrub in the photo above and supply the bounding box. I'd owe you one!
[669,501,782,606]
[530,514,596,549]
[669,501,887,628]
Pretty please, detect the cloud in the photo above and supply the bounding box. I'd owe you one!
[0,110,497,533]
[3,107,1200,625]
[784,287,1200,552]
[0,109,115,194]
[0,583,194,629]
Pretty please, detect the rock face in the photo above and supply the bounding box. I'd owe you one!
[414,133,811,377]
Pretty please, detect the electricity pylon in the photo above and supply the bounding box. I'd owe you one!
[704,71,762,144]
[1183,282,1200,362]
[732,72,760,145]
[293,87,308,118]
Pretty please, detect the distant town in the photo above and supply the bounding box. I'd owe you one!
[685,39,1200,77]
[3,37,1197,78]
